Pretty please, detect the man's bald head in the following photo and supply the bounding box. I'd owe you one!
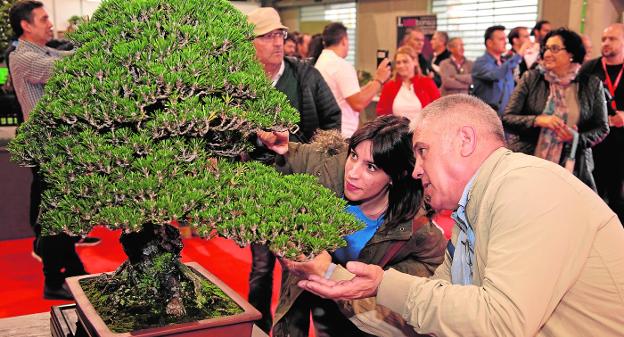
[601,24,624,61]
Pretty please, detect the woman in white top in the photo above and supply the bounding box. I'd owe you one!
[376,46,440,120]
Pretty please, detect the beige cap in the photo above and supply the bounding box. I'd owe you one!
[246,7,288,37]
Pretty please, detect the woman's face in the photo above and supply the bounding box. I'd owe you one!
[543,35,573,73]
[343,140,391,205]
[395,53,416,80]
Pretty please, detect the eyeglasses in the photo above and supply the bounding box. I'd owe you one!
[256,30,287,41]
[542,45,567,53]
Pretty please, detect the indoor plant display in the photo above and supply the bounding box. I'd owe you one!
[8,0,362,334]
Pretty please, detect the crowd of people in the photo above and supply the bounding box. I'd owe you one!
[5,1,624,336]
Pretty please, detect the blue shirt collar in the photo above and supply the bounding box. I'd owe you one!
[452,173,477,232]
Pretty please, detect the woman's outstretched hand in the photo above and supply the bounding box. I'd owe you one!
[256,130,290,155]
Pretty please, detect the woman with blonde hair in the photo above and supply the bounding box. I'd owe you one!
[376,46,440,120]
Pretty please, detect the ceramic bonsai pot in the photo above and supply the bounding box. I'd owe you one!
[65,262,261,337]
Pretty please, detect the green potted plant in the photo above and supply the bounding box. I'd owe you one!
[0,0,17,57]
[66,15,84,33]
[8,0,362,335]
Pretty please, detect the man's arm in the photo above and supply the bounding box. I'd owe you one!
[472,53,522,82]
[11,50,60,84]
[440,61,472,90]
[344,59,391,112]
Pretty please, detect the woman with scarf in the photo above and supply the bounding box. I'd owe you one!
[257,115,446,337]
[376,46,440,121]
[503,28,609,190]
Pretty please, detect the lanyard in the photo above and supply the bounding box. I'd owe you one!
[451,56,465,73]
[601,58,624,110]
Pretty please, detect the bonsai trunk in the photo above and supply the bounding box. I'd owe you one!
[79,223,244,332]
[116,223,189,317]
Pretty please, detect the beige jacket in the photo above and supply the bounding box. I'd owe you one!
[376,148,624,336]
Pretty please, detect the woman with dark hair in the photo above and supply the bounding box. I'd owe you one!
[306,33,323,65]
[377,46,440,121]
[503,28,609,190]
[258,115,447,337]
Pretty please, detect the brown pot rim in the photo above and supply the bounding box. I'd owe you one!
[65,261,261,337]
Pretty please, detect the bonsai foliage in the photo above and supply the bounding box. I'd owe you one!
[9,0,361,258]
[0,0,16,56]
[8,0,362,329]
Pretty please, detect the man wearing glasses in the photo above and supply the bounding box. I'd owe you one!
[246,7,341,333]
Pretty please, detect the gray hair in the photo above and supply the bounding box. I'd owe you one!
[447,37,462,48]
[410,94,506,144]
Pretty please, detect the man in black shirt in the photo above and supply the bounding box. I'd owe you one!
[430,31,451,87]
[580,23,624,224]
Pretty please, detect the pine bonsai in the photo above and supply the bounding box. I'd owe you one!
[0,0,16,58]
[8,0,362,331]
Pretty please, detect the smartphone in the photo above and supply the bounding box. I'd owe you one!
[376,49,389,67]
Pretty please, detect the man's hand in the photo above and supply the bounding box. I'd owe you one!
[297,261,384,300]
[374,58,392,84]
[279,250,332,279]
[517,40,533,57]
[609,111,624,128]
[256,130,289,154]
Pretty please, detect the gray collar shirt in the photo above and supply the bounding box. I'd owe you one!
[8,39,71,120]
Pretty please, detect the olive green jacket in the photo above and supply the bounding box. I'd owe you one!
[273,139,447,337]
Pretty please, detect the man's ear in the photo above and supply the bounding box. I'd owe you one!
[458,126,476,157]
[20,19,31,34]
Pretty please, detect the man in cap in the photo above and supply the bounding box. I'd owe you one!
[246,7,341,333]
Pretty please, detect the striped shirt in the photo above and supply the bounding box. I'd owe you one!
[8,39,71,120]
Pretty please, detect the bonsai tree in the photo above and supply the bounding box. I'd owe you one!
[0,0,17,58]
[9,0,362,331]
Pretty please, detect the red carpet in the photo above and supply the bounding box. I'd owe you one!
[0,226,283,318]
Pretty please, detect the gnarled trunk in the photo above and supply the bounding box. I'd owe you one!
[80,223,242,333]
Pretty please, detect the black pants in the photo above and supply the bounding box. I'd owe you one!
[593,129,624,224]
[249,243,276,333]
[31,168,86,289]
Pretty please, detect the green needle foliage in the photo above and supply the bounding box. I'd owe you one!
[0,0,16,57]
[9,0,362,259]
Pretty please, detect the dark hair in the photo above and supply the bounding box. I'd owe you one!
[322,22,347,47]
[285,33,296,45]
[541,27,585,64]
[348,115,422,231]
[508,26,527,45]
[532,20,550,36]
[9,0,44,38]
[484,25,505,45]
[307,33,323,65]
[296,33,310,46]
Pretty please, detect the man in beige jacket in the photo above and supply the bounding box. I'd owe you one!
[294,94,624,336]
